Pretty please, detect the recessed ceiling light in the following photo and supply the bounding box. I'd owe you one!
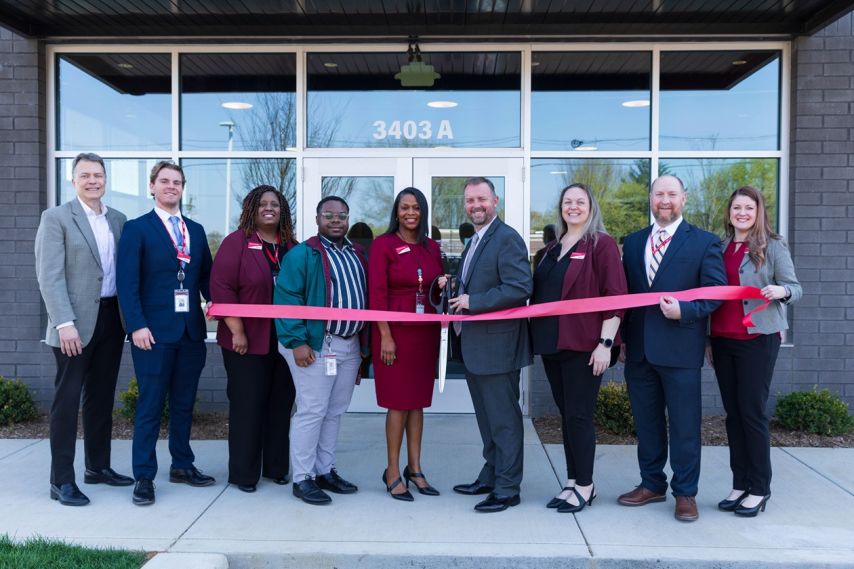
[732,60,748,65]
[222,102,253,110]
[549,171,568,175]
[622,99,650,108]
[116,63,134,69]
[574,145,598,151]
[531,61,541,67]
[427,101,458,108]
[323,62,338,68]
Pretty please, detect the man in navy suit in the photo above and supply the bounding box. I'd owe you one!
[618,175,726,522]
[117,161,214,506]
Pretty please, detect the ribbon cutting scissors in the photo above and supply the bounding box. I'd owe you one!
[428,274,458,393]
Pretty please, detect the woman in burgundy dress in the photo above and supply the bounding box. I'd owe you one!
[369,187,444,501]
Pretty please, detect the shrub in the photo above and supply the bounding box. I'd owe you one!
[0,376,38,426]
[595,381,636,436]
[775,388,853,436]
[117,378,169,424]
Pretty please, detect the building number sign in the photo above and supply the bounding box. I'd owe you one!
[372,120,455,141]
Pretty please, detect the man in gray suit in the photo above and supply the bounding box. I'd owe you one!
[35,152,132,506]
[450,177,533,513]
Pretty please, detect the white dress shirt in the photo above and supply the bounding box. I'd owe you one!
[643,216,683,273]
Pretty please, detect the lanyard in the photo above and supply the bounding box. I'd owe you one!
[165,217,189,263]
[258,232,281,272]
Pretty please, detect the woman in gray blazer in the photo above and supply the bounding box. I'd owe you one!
[707,185,802,518]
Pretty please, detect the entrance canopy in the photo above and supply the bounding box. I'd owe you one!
[1,0,851,39]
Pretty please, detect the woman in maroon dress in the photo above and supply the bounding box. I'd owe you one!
[369,187,444,501]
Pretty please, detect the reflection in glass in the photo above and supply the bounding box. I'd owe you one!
[530,159,650,255]
[660,51,780,151]
[532,52,651,151]
[57,158,167,219]
[307,52,521,148]
[57,54,171,151]
[320,177,395,254]
[181,158,297,252]
[660,158,779,235]
[180,53,297,151]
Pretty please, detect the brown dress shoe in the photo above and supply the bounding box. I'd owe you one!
[617,485,666,507]
[674,495,699,522]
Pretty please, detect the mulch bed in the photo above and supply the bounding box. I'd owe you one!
[0,413,229,440]
[533,415,854,448]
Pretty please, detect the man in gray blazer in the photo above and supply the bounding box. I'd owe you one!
[450,177,533,513]
[35,152,132,507]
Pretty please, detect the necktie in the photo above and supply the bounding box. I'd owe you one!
[454,233,480,335]
[647,228,666,286]
[169,215,184,249]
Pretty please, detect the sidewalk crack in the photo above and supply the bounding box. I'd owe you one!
[779,448,854,498]
[167,484,230,550]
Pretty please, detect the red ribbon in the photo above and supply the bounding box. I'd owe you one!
[208,285,769,324]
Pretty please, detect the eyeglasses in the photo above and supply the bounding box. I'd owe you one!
[319,212,349,221]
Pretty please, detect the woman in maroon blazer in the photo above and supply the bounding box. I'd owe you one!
[531,183,627,514]
[211,185,297,493]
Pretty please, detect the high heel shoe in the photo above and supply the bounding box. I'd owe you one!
[734,494,770,517]
[557,485,596,514]
[547,486,574,509]
[718,490,749,511]
[382,469,414,502]
[403,465,440,496]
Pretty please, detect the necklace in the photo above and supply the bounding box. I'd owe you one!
[397,230,419,245]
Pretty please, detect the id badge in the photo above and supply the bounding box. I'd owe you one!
[322,334,337,376]
[415,292,425,314]
[174,289,190,313]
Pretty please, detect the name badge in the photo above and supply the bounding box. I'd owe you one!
[174,289,190,313]
[248,242,263,250]
[570,252,586,260]
[177,252,191,264]
[395,245,411,255]
[415,292,425,314]
[325,354,337,376]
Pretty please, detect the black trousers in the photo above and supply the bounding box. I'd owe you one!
[222,332,296,485]
[50,298,124,485]
[711,333,781,496]
[542,351,602,486]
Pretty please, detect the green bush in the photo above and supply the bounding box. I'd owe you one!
[0,376,38,426]
[117,378,169,424]
[595,381,636,436]
[775,388,854,436]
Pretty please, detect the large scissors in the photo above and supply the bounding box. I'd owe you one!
[428,274,458,393]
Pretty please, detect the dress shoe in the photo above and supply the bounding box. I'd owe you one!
[50,483,90,506]
[734,494,770,517]
[316,468,358,494]
[169,467,216,487]
[474,493,521,513]
[674,495,699,522]
[237,484,257,493]
[382,469,414,502]
[84,467,134,487]
[617,485,666,507]
[264,475,290,485]
[718,490,749,512]
[453,480,494,495]
[547,486,574,509]
[133,479,155,506]
[557,485,596,514]
[293,479,332,505]
[403,466,439,496]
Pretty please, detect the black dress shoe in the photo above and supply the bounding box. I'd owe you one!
[133,479,155,506]
[474,493,521,513]
[547,486,574,508]
[263,475,290,485]
[403,466,439,496]
[453,480,494,495]
[718,490,749,511]
[169,467,216,487]
[237,484,257,493]
[383,469,414,502]
[50,483,90,506]
[84,467,134,487]
[293,479,332,505]
[316,468,358,494]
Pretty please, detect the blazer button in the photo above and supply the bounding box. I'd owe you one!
[98,276,103,281]
[743,300,748,305]
[739,270,743,274]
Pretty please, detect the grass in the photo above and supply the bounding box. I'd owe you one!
[0,535,146,569]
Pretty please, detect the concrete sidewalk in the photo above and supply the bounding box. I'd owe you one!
[1,414,853,568]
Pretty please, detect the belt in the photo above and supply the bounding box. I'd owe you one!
[100,296,118,303]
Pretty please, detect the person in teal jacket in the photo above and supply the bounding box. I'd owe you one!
[274,196,369,505]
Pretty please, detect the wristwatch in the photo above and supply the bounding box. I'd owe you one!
[598,338,614,348]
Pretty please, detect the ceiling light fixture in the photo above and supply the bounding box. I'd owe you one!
[549,171,568,175]
[116,62,134,69]
[323,62,338,68]
[222,102,253,110]
[732,59,748,65]
[395,38,440,87]
[427,101,458,108]
[622,99,650,108]
[574,146,598,151]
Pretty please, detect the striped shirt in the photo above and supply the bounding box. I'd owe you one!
[320,235,366,337]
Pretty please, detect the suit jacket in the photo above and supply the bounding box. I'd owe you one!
[455,217,532,375]
[116,210,212,344]
[35,199,126,348]
[622,221,726,368]
[210,229,297,355]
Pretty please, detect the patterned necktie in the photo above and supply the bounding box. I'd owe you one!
[647,228,667,286]
[454,232,480,335]
[169,215,184,249]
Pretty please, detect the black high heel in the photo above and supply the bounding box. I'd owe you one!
[718,490,749,511]
[403,465,440,496]
[382,469,414,502]
[547,487,574,509]
[734,494,770,517]
[557,485,596,514]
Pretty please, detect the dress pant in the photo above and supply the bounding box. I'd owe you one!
[130,331,206,481]
[542,350,603,486]
[281,335,361,481]
[222,330,296,485]
[625,358,702,497]
[711,333,781,496]
[465,369,524,497]
[49,297,124,485]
